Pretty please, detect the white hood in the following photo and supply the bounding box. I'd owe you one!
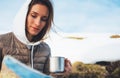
[12,0,42,68]
[12,0,41,46]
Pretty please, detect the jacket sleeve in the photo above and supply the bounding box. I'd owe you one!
[43,53,50,75]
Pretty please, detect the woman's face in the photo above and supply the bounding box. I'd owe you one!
[27,4,49,36]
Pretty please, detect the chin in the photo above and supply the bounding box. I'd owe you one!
[31,32,39,36]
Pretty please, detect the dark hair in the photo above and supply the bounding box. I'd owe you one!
[26,0,54,42]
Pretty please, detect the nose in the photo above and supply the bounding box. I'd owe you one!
[35,18,41,26]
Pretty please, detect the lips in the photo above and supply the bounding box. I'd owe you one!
[32,27,40,30]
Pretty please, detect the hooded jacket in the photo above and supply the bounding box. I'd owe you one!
[0,0,50,74]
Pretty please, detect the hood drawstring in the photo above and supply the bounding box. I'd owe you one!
[27,45,35,69]
[27,42,41,69]
[31,45,34,69]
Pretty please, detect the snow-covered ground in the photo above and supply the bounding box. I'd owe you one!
[45,32,120,63]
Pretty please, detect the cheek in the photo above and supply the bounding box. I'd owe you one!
[41,22,46,28]
[27,17,32,25]
[26,17,33,29]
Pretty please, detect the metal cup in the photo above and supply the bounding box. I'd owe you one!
[49,56,65,73]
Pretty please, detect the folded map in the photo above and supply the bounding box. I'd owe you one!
[0,55,53,78]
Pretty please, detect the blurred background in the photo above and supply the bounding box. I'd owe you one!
[0,0,120,78]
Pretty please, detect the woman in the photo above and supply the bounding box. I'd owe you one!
[0,0,72,77]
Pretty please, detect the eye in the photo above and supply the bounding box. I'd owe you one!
[41,16,48,22]
[31,14,37,18]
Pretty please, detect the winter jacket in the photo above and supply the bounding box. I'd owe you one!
[0,32,51,74]
[0,0,51,75]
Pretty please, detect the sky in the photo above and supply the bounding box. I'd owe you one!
[0,0,120,34]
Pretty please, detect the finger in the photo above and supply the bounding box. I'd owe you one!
[64,68,72,76]
[65,59,72,70]
[65,62,72,72]
[65,58,72,67]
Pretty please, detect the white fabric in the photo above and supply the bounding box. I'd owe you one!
[12,0,42,69]
[12,0,41,46]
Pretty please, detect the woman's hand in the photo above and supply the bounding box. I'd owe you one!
[64,58,72,76]
[50,58,72,77]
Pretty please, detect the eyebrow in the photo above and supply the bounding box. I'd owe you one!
[31,11,39,15]
[31,11,48,17]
